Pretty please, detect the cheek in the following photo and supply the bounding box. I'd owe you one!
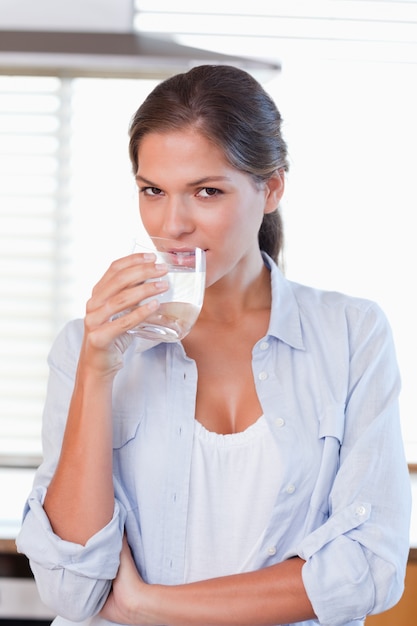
[203,237,242,285]
[138,203,157,232]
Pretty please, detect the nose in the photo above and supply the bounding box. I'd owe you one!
[161,196,194,239]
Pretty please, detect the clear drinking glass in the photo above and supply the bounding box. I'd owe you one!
[118,237,206,342]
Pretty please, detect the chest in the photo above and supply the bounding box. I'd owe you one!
[182,312,270,433]
[113,340,347,582]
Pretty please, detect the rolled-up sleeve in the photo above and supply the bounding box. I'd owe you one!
[16,486,126,621]
[298,302,411,626]
[15,320,127,622]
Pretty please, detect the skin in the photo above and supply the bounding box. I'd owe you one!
[101,535,314,626]
[135,129,286,434]
[43,126,316,624]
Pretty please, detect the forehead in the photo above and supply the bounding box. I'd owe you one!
[139,128,220,151]
[137,129,231,172]
[135,129,261,192]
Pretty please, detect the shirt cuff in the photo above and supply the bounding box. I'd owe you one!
[16,485,126,580]
[298,503,374,626]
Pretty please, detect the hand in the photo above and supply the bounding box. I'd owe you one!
[100,535,151,625]
[80,253,168,377]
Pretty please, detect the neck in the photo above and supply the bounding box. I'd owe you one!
[200,256,271,325]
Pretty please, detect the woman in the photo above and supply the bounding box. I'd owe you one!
[17,65,411,626]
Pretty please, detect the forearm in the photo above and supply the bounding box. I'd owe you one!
[35,255,168,545]
[140,558,315,626]
[44,358,115,545]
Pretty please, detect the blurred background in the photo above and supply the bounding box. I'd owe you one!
[0,1,416,622]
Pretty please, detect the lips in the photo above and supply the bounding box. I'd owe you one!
[165,247,206,269]
[166,250,196,268]
[150,237,206,268]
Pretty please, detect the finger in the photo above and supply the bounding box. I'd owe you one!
[85,278,169,335]
[88,256,168,315]
[92,254,165,300]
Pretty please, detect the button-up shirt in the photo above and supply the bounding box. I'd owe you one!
[16,257,411,626]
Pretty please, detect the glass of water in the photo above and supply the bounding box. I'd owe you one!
[123,237,206,342]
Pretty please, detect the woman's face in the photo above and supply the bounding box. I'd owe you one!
[135,128,283,288]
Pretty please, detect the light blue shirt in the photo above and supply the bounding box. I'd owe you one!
[16,258,411,626]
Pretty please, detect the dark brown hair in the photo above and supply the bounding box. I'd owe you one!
[129,64,289,264]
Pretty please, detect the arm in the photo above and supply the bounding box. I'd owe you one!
[43,252,168,545]
[42,353,115,544]
[101,537,316,626]
[298,301,411,623]
[16,253,169,621]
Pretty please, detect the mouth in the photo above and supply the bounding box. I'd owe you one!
[166,247,207,269]
[149,237,206,266]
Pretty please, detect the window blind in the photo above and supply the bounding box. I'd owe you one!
[0,75,157,467]
[0,76,72,466]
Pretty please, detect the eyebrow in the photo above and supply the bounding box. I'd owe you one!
[135,174,232,187]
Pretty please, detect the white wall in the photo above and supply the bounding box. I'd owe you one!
[268,56,417,460]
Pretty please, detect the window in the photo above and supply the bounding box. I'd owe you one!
[0,76,157,465]
[0,76,71,465]
[1,1,417,466]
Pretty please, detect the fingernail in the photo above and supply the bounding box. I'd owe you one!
[147,299,160,310]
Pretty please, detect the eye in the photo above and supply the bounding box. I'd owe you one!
[141,186,164,196]
[197,187,221,198]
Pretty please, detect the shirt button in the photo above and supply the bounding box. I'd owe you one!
[356,505,366,517]
[260,341,269,351]
[258,371,268,381]
[275,418,285,427]
[286,484,296,494]
[267,546,277,556]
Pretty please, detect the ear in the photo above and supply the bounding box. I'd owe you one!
[264,169,285,214]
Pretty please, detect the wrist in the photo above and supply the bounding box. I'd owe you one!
[77,341,122,384]
[135,583,164,626]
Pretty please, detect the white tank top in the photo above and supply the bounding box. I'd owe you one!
[184,415,283,583]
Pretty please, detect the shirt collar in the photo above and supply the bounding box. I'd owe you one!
[135,253,305,353]
[263,253,305,350]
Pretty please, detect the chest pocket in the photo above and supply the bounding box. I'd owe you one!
[112,413,142,450]
[112,413,143,511]
[309,403,345,516]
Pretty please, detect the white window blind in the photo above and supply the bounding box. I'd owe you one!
[0,76,72,466]
[0,76,157,466]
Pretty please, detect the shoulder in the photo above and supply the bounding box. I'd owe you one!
[286,280,394,361]
[290,279,379,316]
[49,318,84,357]
[266,256,393,354]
